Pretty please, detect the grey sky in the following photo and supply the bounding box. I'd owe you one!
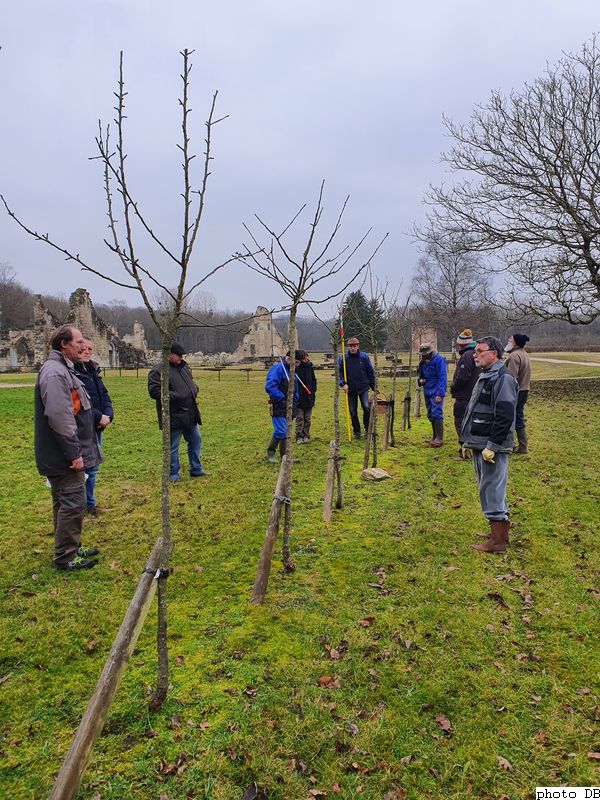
[2,1,599,312]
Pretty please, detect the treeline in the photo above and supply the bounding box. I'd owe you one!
[2,265,600,352]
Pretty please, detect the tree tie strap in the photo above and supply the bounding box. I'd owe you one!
[142,567,171,579]
[274,494,292,504]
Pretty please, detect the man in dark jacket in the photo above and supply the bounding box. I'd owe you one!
[504,332,531,454]
[147,342,205,482]
[450,328,480,459]
[338,337,375,439]
[74,337,114,514]
[295,350,317,444]
[34,325,101,570]
[418,344,447,446]
[265,351,301,462]
[460,336,518,554]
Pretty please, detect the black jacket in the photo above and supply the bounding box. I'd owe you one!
[337,350,375,394]
[74,360,114,428]
[148,359,202,430]
[450,344,480,401]
[296,360,317,409]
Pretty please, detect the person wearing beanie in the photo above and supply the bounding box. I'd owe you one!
[417,344,447,446]
[264,350,301,462]
[147,342,206,481]
[295,350,317,444]
[504,333,531,454]
[459,336,518,554]
[450,328,480,459]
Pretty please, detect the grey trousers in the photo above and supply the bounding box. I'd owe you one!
[472,451,509,521]
[49,470,86,566]
[296,408,312,439]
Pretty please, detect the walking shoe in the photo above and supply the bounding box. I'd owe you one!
[190,470,208,477]
[55,556,98,571]
[169,475,181,483]
[78,545,100,557]
[353,430,361,440]
[86,506,104,517]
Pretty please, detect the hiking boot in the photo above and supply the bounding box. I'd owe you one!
[78,545,100,557]
[55,555,98,571]
[430,419,444,447]
[513,427,528,454]
[353,430,361,440]
[266,436,279,463]
[471,519,510,554]
[191,470,208,477]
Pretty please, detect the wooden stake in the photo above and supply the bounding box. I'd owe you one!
[323,439,336,522]
[252,458,288,604]
[48,537,164,800]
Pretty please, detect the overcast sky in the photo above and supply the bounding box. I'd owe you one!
[2,1,599,313]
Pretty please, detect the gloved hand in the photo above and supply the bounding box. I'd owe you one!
[461,447,473,459]
[482,448,496,463]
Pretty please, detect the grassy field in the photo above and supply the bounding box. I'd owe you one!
[0,366,599,800]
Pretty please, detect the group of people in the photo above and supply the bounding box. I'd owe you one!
[34,324,531,571]
[34,326,113,571]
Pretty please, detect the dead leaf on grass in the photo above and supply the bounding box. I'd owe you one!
[435,714,452,733]
[588,751,600,760]
[496,755,513,771]
[84,639,98,653]
[357,616,375,627]
[399,755,413,765]
[318,675,340,689]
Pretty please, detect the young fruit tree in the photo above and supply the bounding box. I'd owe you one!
[2,49,238,795]
[240,182,387,602]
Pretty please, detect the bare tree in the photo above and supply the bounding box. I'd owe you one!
[242,182,387,602]
[418,36,600,324]
[2,50,236,710]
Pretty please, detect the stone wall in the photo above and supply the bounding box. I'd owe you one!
[231,306,286,361]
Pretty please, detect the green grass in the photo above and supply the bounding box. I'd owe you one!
[0,371,598,799]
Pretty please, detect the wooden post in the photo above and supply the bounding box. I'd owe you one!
[48,538,164,800]
[322,440,336,522]
[413,384,421,418]
[362,397,376,470]
[251,458,288,604]
[402,392,412,430]
[381,400,390,451]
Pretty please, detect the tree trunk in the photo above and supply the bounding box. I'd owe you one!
[149,343,174,710]
[251,458,288,604]
[362,396,376,470]
[331,336,343,509]
[281,308,297,573]
[414,383,422,418]
[322,440,336,522]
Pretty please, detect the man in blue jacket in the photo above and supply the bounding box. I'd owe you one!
[265,350,301,463]
[338,337,375,440]
[418,344,447,446]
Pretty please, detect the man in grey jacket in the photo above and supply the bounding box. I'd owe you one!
[34,325,102,570]
[460,336,518,554]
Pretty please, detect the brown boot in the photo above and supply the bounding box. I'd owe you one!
[513,427,528,454]
[471,519,509,553]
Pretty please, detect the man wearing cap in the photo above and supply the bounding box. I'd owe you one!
[265,350,301,462]
[417,344,447,446]
[147,343,205,482]
[504,333,531,454]
[460,336,518,554]
[338,337,375,440]
[450,329,480,459]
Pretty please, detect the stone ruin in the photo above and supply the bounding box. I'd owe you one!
[232,306,286,361]
[0,288,148,371]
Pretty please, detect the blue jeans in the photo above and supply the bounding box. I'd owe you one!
[348,389,370,433]
[85,432,102,510]
[170,425,202,479]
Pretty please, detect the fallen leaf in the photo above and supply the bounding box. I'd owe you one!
[576,687,591,695]
[194,565,204,573]
[331,783,342,793]
[329,648,340,660]
[486,624,496,633]
[244,686,258,697]
[357,616,375,627]
[346,722,359,736]
[496,755,513,771]
[399,755,413,765]
[588,751,600,760]
[318,676,340,689]
[435,714,452,733]
[0,673,13,686]
[175,655,184,666]
[240,782,267,800]
[84,639,98,653]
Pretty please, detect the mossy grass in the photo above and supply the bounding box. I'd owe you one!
[0,367,598,799]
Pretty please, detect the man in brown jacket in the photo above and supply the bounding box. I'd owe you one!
[504,333,531,453]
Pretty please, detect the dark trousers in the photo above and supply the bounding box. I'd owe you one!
[348,389,370,433]
[453,398,469,438]
[49,470,86,566]
[516,390,529,430]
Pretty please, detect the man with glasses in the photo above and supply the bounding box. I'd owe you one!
[460,336,518,553]
[338,337,375,440]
